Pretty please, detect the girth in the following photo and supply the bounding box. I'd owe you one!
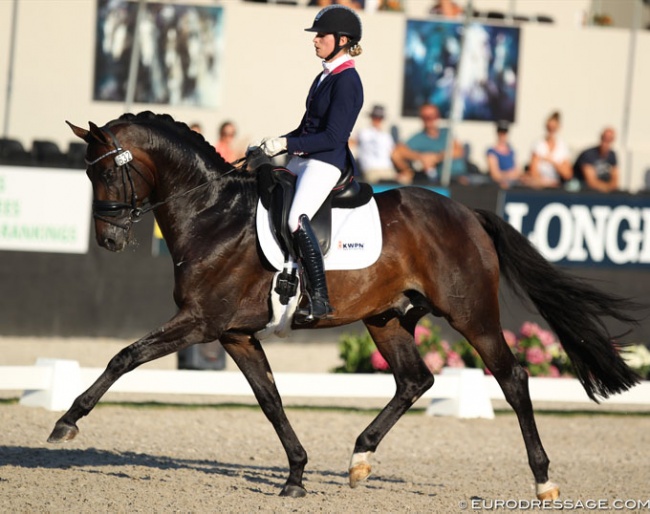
[257,162,373,259]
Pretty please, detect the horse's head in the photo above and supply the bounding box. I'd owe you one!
[68,120,155,252]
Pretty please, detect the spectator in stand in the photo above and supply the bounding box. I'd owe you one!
[214,121,244,164]
[391,102,467,184]
[189,122,203,134]
[352,104,405,184]
[523,111,572,188]
[572,127,619,193]
[486,120,522,188]
[430,0,464,18]
[308,0,364,10]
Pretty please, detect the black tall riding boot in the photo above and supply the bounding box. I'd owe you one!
[293,214,334,323]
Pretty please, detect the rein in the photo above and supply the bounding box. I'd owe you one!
[87,128,245,229]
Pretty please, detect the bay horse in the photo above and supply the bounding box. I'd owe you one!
[50,111,640,499]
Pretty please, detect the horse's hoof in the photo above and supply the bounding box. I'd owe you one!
[47,421,79,443]
[349,462,372,488]
[279,484,307,498]
[536,481,560,501]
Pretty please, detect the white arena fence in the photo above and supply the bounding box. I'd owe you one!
[1,359,649,419]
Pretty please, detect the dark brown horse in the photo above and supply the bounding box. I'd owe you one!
[50,111,640,499]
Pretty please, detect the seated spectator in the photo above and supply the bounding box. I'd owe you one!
[352,104,405,184]
[430,0,463,17]
[391,103,467,184]
[523,111,572,188]
[214,121,245,164]
[189,122,203,134]
[377,0,404,11]
[572,127,619,193]
[308,0,364,9]
[486,120,523,188]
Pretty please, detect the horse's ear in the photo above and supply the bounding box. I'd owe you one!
[88,121,110,144]
[66,120,91,142]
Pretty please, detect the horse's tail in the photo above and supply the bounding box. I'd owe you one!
[475,208,641,401]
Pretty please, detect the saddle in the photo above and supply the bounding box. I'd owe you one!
[256,157,373,259]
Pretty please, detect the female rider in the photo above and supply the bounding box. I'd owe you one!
[261,5,364,323]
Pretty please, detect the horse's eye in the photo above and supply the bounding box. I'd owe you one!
[102,168,116,181]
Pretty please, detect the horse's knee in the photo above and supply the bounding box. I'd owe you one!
[107,347,137,374]
[397,370,434,404]
[417,371,435,399]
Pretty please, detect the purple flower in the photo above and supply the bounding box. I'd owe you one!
[370,350,390,371]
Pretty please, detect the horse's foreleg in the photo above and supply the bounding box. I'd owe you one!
[48,313,206,443]
[349,317,434,488]
[220,332,308,498]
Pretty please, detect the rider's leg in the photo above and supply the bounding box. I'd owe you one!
[286,157,340,322]
[293,214,333,321]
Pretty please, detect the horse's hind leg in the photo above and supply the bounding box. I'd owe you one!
[220,332,308,498]
[451,314,559,500]
[48,312,206,443]
[349,315,434,488]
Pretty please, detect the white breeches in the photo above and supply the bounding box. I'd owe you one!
[286,156,342,232]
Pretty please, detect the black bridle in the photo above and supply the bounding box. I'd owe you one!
[86,127,244,230]
[85,127,150,230]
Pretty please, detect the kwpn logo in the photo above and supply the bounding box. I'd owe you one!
[337,240,365,250]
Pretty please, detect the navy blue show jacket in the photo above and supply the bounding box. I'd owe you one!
[285,60,364,174]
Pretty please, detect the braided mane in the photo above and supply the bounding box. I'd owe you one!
[111,111,232,172]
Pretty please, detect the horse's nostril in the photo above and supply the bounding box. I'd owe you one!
[102,238,118,252]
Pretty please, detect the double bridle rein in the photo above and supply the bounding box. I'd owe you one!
[86,126,243,230]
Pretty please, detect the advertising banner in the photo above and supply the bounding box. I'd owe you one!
[501,190,650,268]
[402,20,520,121]
[94,1,225,107]
[0,167,92,254]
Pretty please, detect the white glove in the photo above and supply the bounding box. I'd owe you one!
[261,137,287,157]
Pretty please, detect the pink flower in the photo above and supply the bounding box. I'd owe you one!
[537,328,556,347]
[423,351,445,374]
[370,350,390,371]
[446,350,466,368]
[526,347,548,365]
[414,325,431,346]
[503,329,517,348]
[440,340,451,352]
[547,365,560,378]
[520,321,542,338]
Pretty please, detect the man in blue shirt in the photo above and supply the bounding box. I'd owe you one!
[391,103,467,184]
[572,127,619,193]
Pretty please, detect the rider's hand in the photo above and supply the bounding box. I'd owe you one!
[261,137,287,157]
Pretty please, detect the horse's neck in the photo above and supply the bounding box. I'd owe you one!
[152,170,256,261]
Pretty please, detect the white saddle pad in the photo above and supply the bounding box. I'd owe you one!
[256,198,382,271]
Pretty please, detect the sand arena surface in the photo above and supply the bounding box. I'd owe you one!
[1,337,649,512]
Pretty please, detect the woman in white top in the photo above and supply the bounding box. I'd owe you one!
[525,111,572,188]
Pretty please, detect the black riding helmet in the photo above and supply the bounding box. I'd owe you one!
[305,5,362,61]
